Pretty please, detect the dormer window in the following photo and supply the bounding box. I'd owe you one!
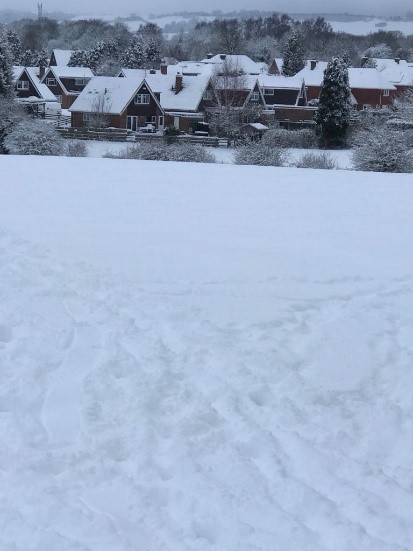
[250,91,260,102]
[75,78,88,86]
[135,94,150,105]
[203,89,213,101]
[46,77,57,86]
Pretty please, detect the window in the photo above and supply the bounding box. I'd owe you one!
[83,112,91,121]
[135,94,150,105]
[383,89,389,97]
[151,116,156,123]
[203,89,213,101]
[250,91,260,102]
[263,88,274,95]
[46,78,57,86]
[75,78,88,86]
[17,80,29,90]
[127,116,138,131]
[159,115,164,126]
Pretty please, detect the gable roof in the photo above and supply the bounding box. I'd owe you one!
[146,73,211,112]
[200,54,267,75]
[50,49,73,66]
[15,66,59,102]
[373,58,413,86]
[69,76,157,114]
[44,66,94,80]
[258,74,304,89]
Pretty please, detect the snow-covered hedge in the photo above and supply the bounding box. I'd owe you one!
[65,140,88,157]
[262,127,316,149]
[352,127,413,173]
[294,151,337,170]
[4,120,64,156]
[235,143,289,166]
[105,142,215,164]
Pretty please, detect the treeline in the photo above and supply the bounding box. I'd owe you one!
[3,12,413,76]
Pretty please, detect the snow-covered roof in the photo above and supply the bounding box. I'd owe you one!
[45,66,94,79]
[242,122,269,130]
[258,74,303,89]
[69,77,148,114]
[373,58,413,86]
[214,74,258,91]
[25,67,60,101]
[295,64,396,90]
[118,68,150,79]
[146,73,211,111]
[51,49,73,66]
[200,54,267,75]
[12,65,24,83]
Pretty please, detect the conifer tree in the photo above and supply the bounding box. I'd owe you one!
[0,28,14,98]
[316,57,352,147]
[68,50,91,68]
[21,49,39,67]
[281,32,305,76]
[6,29,22,64]
[120,37,145,68]
[145,38,161,65]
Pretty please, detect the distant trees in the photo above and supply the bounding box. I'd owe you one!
[316,57,352,147]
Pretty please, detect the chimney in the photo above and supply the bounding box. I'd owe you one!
[160,62,167,75]
[361,56,368,67]
[394,57,400,64]
[207,53,213,59]
[310,60,317,71]
[175,73,183,94]
[39,65,45,79]
[149,68,156,74]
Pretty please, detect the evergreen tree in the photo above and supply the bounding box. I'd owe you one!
[145,38,161,65]
[21,49,39,67]
[6,30,22,64]
[316,57,352,147]
[281,32,305,76]
[0,28,14,98]
[120,37,145,68]
[68,50,91,68]
[37,48,48,68]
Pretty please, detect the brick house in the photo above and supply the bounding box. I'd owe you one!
[41,66,94,109]
[14,66,59,103]
[69,76,164,130]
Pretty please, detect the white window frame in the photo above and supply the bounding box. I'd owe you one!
[17,80,30,90]
[263,88,274,95]
[75,78,88,86]
[46,77,57,86]
[135,94,150,105]
[83,112,91,122]
[203,89,213,101]
[383,89,389,97]
[250,91,260,102]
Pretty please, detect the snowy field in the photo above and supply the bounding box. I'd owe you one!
[1,155,413,550]
[329,18,413,36]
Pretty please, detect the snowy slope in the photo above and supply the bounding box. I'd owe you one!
[1,156,413,550]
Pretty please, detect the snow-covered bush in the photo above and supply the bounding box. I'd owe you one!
[294,151,337,169]
[105,141,215,164]
[65,140,88,157]
[262,127,316,149]
[352,127,413,173]
[4,120,64,156]
[235,143,289,166]
[0,97,25,153]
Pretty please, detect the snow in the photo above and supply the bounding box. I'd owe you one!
[330,18,413,36]
[1,155,413,550]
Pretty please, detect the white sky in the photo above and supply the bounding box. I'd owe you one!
[3,0,412,17]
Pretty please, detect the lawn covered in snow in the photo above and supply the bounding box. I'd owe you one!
[1,155,413,550]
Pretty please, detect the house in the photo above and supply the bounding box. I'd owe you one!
[14,66,59,103]
[368,58,413,95]
[200,54,267,75]
[49,49,74,67]
[69,76,164,131]
[41,66,94,109]
[268,58,284,75]
[295,61,397,110]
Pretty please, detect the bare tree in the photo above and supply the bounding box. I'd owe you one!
[86,91,112,129]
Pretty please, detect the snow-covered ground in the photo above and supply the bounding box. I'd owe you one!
[1,155,413,550]
[85,140,352,168]
[329,18,413,36]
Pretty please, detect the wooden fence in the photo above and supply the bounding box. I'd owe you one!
[57,127,229,147]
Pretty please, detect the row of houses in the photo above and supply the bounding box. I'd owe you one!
[12,49,413,133]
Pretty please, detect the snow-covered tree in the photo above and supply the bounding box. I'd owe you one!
[0,32,13,98]
[0,97,25,153]
[235,142,289,166]
[281,32,305,76]
[364,43,392,60]
[145,38,161,64]
[316,57,352,147]
[4,120,64,156]
[6,29,22,64]
[352,126,412,173]
[37,48,48,68]
[21,49,39,67]
[120,36,145,68]
[68,50,91,68]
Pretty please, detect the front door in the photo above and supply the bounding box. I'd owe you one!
[127,116,138,132]
[158,115,164,131]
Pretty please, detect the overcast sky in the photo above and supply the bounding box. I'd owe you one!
[5,0,412,17]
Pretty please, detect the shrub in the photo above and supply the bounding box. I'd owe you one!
[235,143,289,166]
[4,120,64,156]
[104,141,215,164]
[294,151,337,169]
[261,127,316,149]
[65,140,88,157]
[352,126,413,173]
